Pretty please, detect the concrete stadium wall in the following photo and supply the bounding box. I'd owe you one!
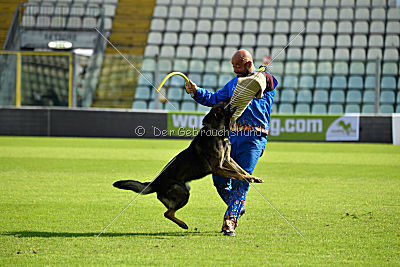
[0,107,395,143]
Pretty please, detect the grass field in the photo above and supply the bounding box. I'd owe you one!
[0,136,399,265]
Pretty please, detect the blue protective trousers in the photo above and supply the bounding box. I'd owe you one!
[212,133,268,223]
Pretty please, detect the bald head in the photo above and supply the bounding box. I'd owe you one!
[232,49,253,63]
[231,49,255,77]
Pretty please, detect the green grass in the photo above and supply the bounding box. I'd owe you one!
[0,137,399,265]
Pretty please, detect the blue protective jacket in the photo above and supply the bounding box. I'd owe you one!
[193,72,278,134]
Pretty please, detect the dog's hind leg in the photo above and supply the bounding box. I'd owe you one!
[164,209,188,229]
[158,184,190,229]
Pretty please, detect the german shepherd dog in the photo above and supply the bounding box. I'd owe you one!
[113,100,263,229]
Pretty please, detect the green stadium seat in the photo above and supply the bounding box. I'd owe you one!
[382,63,398,76]
[189,59,204,73]
[132,100,147,109]
[313,90,329,103]
[207,47,223,59]
[363,90,376,104]
[330,90,345,104]
[303,48,318,60]
[349,62,365,75]
[278,103,294,114]
[331,76,347,90]
[335,48,350,60]
[318,48,333,60]
[21,15,36,27]
[379,104,394,114]
[283,76,298,88]
[148,101,164,110]
[281,89,296,103]
[299,76,314,89]
[287,48,302,60]
[167,87,182,101]
[164,101,180,111]
[202,74,218,88]
[269,62,284,75]
[366,62,377,75]
[295,89,311,104]
[218,74,234,87]
[311,104,327,114]
[364,76,376,89]
[188,73,201,86]
[159,59,172,72]
[328,104,344,114]
[160,45,175,57]
[315,76,330,89]
[346,90,362,104]
[362,104,375,113]
[345,104,360,113]
[142,58,156,72]
[317,62,332,75]
[181,101,196,111]
[176,46,191,59]
[204,60,220,73]
[173,59,189,73]
[333,62,349,75]
[396,104,400,113]
[135,86,151,100]
[381,76,396,90]
[295,103,310,114]
[50,17,66,28]
[82,17,97,29]
[221,61,233,73]
[348,76,363,90]
[285,62,300,75]
[380,91,395,104]
[301,62,317,75]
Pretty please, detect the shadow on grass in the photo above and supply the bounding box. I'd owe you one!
[2,230,218,238]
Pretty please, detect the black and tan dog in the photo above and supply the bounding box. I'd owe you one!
[113,100,263,229]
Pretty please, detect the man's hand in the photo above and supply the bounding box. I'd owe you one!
[185,80,198,96]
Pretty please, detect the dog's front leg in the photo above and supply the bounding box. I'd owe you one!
[216,144,263,183]
[223,138,231,162]
[224,157,248,175]
[222,160,264,183]
[213,165,264,183]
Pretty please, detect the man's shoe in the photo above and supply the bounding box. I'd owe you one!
[222,219,236,237]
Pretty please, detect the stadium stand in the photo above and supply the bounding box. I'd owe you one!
[2,0,398,112]
[129,0,400,113]
[3,0,115,107]
[93,0,156,108]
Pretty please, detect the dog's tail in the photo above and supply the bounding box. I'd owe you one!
[113,180,155,194]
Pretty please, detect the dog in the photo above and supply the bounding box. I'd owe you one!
[113,100,263,229]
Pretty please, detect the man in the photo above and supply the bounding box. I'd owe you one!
[185,49,278,237]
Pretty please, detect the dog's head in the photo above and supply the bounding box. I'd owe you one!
[202,99,237,128]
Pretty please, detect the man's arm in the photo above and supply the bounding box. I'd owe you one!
[185,78,236,107]
[265,72,278,92]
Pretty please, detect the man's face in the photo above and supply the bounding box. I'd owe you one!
[232,58,250,77]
